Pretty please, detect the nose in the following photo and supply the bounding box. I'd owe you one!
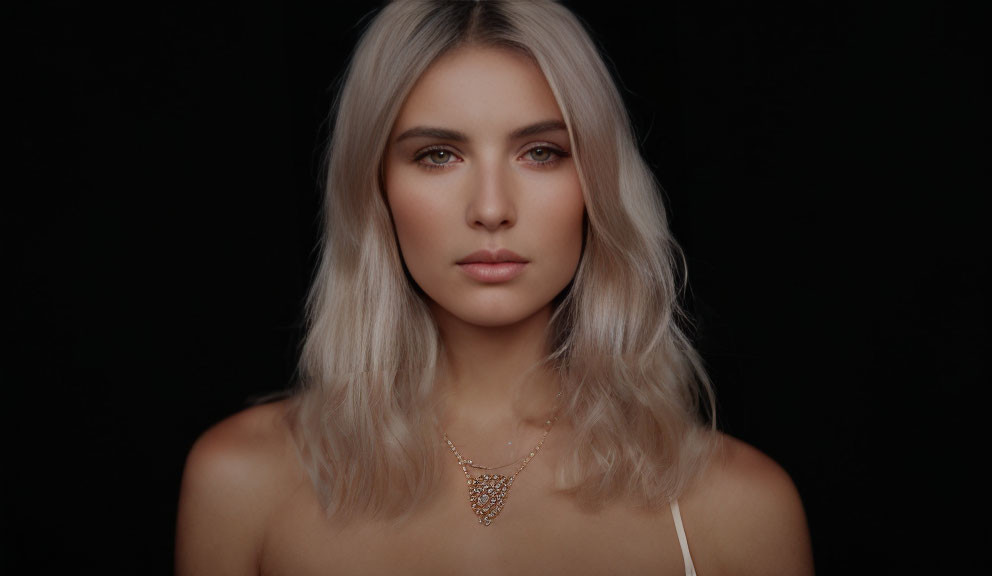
[465,159,516,230]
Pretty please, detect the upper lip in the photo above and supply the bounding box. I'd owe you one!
[457,249,529,264]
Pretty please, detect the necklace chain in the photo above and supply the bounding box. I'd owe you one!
[441,389,562,526]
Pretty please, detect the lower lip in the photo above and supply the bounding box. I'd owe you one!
[457,262,527,283]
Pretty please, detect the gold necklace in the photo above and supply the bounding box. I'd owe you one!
[442,390,562,527]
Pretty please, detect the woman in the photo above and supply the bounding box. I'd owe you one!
[176,1,813,574]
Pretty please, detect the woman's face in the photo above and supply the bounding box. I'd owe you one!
[384,45,585,329]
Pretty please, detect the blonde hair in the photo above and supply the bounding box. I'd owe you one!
[288,0,716,521]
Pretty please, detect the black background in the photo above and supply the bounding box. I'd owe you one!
[9,1,985,573]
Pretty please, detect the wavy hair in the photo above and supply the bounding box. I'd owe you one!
[288,0,716,522]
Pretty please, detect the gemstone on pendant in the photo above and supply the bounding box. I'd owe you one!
[468,472,511,526]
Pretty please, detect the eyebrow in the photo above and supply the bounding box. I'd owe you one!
[394,119,568,144]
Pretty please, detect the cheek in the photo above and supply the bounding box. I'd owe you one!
[539,175,586,261]
[385,177,450,277]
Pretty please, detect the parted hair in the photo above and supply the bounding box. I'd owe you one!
[288,0,716,521]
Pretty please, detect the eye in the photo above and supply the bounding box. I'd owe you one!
[414,146,461,171]
[426,149,454,165]
[528,147,553,162]
[522,144,568,167]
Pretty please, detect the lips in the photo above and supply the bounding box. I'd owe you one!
[456,249,529,283]
[456,249,529,265]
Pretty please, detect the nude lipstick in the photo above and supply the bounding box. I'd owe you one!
[456,249,528,283]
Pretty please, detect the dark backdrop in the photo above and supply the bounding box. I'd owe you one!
[9,1,985,573]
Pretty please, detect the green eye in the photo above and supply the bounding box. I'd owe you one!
[529,147,551,162]
[525,145,567,166]
[428,150,453,164]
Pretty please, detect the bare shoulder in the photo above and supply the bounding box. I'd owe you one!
[176,399,305,576]
[680,433,814,576]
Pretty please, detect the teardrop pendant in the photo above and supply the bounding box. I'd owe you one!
[467,473,512,526]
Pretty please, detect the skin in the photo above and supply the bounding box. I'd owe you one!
[176,46,814,575]
[383,44,583,459]
[384,46,584,333]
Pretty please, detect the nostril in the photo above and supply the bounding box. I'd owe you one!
[469,203,515,230]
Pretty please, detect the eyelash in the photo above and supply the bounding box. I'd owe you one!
[413,144,569,171]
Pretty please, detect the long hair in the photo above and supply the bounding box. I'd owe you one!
[288,0,716,522]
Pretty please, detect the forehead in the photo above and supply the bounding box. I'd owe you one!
[391,45,564,134]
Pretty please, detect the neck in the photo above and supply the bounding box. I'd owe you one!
[431,302,562,457]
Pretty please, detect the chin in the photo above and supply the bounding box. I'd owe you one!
[462,312,536,329]
[430,298,551,329]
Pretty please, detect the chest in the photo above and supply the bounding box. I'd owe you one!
[259,468,689,576]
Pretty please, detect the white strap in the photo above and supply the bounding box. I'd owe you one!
[670,499,697,576]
